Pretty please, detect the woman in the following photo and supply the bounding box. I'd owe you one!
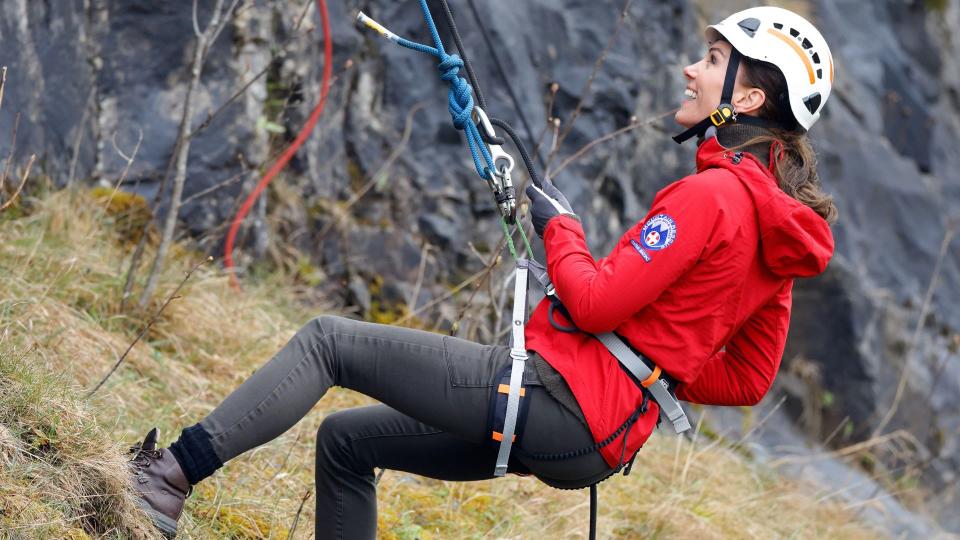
[129,6,837,539]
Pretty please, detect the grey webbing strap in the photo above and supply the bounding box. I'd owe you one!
[595,333,691,434]
[526,259,690,434]
[494,259,530,477]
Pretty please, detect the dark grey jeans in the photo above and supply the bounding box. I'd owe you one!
[198,315,612,539]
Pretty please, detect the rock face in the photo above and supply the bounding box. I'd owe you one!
[1,0,958,532]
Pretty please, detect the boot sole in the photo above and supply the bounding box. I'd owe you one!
[136,498,179,539]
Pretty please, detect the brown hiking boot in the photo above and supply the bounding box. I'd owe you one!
[128,428,190,539]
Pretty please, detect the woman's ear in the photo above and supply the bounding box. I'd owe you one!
[734,86,767,116]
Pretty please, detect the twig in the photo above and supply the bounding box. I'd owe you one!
[545,0,633,170]
[408,243,431,312]
[532,83,560,164]
[139,0,233,308]
[728,395,787,453]
[449,235,508,334]
[179,168,249,206]
[393,265,493,326]
[547,109,678,178]
[1,112,21,193]
[67,86,97,188]
[0,66,7,115]
[770,429,917,468]
[315,103,426,241]
[0,154,34,212]
[188,67,270,140]
[94,129,144,226]
[872,223,957,437]
[286,489,313,539]
[86,257,212,399]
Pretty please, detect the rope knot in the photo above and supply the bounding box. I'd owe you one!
[438,53,473,129]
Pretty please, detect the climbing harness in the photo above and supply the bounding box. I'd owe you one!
[359,1,689,537]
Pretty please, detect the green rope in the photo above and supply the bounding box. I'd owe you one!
[500,218,535,261]
[517,221,534,259]
[500,218,519,261]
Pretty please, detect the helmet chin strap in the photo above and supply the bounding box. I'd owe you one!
[673,47,779,144]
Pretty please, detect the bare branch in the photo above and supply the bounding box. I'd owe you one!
[316,103,427,242]
[208,0,242,51]
[0,153,34,212]
[67,86,97,188]
[188,66,269,140]
[545,0,633,170]
[180,168,248,206]
[286,489,313,540]
[86,257,212,399]
[547,108,677,178]
[873,223,957,437]
[139,0,230,308]
[1,112,21,193]
[0,66,7,115]
[94,129,144,226]
[192,0,202,38]
[408,243,431,312]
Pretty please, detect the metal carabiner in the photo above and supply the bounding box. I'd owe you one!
[472,106,515,178]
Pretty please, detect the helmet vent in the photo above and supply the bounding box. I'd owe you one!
[737,17,761,37]
[816,69,823,79]
[802,37,813,49]
[812,52,821,64]
[803,92,822,113]
[789,27,800,38]
[773,22,784,30]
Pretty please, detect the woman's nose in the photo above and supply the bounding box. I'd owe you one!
[683,62,697,81]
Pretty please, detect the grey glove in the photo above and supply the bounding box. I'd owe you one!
[525,181,578,237]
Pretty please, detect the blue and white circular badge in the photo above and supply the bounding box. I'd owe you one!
[640,214,677,251]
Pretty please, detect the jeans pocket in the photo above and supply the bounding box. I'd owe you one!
[441,335,509,388]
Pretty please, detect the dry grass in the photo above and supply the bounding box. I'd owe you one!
[0,189,882,539]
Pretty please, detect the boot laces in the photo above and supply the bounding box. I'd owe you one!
[128,442,163,470]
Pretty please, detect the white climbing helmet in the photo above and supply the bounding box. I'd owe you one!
[708,6,834,131]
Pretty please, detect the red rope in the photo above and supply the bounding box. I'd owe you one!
[224,0,333,289]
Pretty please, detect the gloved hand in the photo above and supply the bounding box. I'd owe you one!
[525,180,578,237]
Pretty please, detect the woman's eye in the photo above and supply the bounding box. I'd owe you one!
[709,54,716,65]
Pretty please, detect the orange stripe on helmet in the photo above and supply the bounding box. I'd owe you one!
[767,28,816,85]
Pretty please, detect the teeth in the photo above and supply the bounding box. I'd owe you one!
[684,89,698,100]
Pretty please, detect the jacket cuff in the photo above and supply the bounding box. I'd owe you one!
[544,213,584,239]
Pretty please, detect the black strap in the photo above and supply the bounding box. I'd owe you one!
[673,47,744,144]
[589,484,598,540]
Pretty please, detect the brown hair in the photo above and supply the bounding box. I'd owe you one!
[735,55,839,224]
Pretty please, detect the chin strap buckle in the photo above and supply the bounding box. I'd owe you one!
[710,104,735,127]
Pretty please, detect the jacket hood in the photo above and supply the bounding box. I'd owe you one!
[696,137,834,278]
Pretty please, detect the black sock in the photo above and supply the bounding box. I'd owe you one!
[168,424,223,485]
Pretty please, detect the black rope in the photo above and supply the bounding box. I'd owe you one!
[489,117,543,189]
[465,0,546,166]
[435,0,544,189]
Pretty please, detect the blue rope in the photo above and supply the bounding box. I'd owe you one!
[393,0,496,181]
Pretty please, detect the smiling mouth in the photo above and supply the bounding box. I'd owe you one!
[684,89,698,100]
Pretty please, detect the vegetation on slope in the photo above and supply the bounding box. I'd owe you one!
[0,189,881,539]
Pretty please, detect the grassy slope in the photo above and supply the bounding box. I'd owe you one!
[0,190,881,539]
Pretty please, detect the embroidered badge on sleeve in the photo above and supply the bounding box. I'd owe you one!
[639,214,677,251]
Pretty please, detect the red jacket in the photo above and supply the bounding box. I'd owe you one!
[525,137,834,468]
